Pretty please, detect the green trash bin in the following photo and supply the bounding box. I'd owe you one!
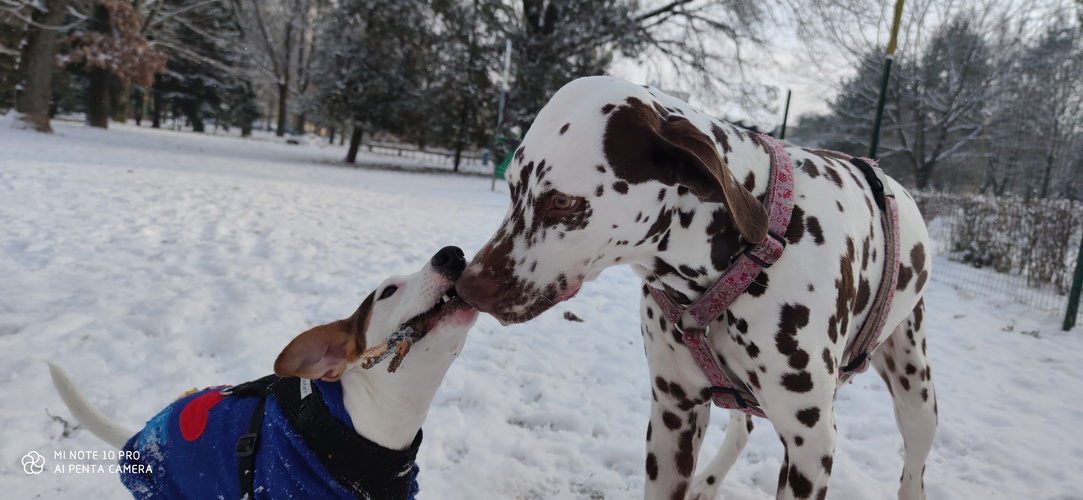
[494,150,516,180]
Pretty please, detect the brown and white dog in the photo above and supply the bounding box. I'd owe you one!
[50,246,477,499]
[457,76,935,500]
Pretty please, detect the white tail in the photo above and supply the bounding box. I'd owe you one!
[48,362,133,449]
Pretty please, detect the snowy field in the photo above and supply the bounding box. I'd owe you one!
[2,118,1083,499]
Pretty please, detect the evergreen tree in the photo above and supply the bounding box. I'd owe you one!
[0,2,30,111]
[504,0,640,130]
[145,0,257,133]
[421,0,499,171]
[825,50,890,157]
[309,0,435,163]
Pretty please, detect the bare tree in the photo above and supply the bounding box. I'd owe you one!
[231,0,324,137]
[882,15,995,189]
[503,0,773,130]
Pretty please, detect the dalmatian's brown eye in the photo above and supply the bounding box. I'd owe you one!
[552,196,575,210]
[546,192,583,217]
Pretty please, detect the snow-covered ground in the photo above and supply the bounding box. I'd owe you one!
[2,119,1082,499]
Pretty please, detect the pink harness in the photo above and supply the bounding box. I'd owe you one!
[648,135,901,417]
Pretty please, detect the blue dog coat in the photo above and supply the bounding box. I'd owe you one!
[119,376,421,499]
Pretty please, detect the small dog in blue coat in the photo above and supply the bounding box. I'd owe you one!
[50,246,478,499]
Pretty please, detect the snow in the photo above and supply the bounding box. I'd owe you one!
[2,120,1083,499]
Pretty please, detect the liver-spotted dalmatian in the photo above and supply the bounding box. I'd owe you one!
[457,75,936,500]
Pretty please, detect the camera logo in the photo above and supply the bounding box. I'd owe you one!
[22,451,46,474]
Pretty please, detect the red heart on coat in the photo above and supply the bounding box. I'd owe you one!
[179,391,225,442]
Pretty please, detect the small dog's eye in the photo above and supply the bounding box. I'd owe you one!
[378,286,398,300]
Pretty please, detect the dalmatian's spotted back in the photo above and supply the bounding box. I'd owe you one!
[457,76,936,500]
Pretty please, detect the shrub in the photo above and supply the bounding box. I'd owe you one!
[914,192,1083,293]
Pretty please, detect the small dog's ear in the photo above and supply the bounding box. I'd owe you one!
[274,320,353,381]
[274,295,372,381]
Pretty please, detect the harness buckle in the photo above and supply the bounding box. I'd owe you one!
[744,230,787,268]
[235,432,258,458]
[675,322,708,338]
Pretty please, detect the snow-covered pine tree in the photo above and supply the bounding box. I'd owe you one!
[143,0,257,134]
[419,0,499,171]
[309,0,436,163]
[0,1,34,112]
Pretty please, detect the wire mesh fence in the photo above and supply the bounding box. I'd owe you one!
[915,191,1083,326]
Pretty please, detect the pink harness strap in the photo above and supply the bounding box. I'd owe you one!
[837,159,902,381]
[648,136,901,418]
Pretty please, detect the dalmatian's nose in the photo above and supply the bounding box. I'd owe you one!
[455,267,497,313]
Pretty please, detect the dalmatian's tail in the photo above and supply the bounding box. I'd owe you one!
[48,362,133,449]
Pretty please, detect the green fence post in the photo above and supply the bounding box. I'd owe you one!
[868,0,904,159]
[779,90,792,140]
[1063,229,1083,330]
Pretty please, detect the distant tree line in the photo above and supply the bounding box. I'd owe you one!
[786,0,1083,201]
[2,0,774,170]
[2,0,257,134]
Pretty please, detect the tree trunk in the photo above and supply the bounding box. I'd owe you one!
[13,0,73,133]
[85,4,111,129]
[275,15,294,137]
[133,88,143,126]
[191,109,205,132]
[327,126,335,144]
[111,80,130,123]
[86,68,111,129]
[266,96,274,131]
[151,88,162,128]
[339,124,346,145]
[276,82,289,136]
[345,126,364,163]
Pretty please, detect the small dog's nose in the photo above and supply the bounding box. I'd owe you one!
[431,246,466,276]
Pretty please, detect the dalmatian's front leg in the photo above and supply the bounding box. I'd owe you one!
[755,360,839,499]
[640,291,713,500]
[643,373,711,500]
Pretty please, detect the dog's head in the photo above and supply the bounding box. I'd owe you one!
[274,246,478,381]
[457,76,766,324]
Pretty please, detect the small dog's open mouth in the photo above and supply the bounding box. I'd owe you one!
[409,285,471,332]
[359,285,473,372]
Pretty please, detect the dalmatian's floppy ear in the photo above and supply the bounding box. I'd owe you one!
[274,294,373,382]
[657,117,768,244]
[604,99,768,244]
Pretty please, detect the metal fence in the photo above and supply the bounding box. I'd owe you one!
[363,142,486,168]
[915,191,1083,328]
